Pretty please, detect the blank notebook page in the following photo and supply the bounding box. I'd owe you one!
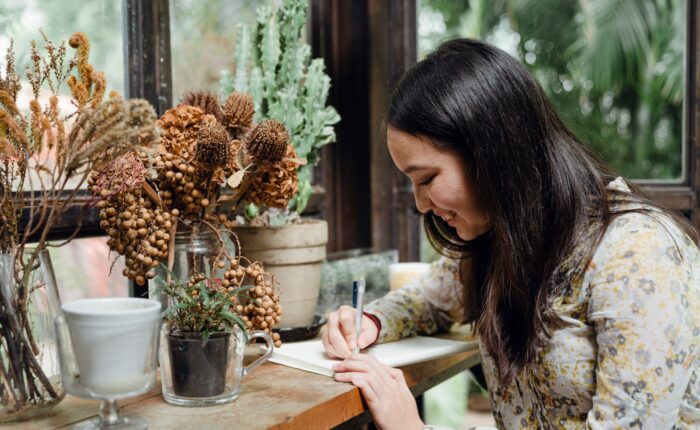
[268,336,479,377]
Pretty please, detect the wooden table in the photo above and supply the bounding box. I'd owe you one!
[7,338,480,430]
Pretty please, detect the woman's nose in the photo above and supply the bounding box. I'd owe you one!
[414,189,432,214]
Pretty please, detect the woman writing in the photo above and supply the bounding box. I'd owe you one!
[321,38,700,429]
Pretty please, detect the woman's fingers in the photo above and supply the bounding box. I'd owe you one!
[337,305,358,350]
[323,308,353,358]
[334,355,396,390]
[334,371,379,404]
[328,329,352,358]
[334,355,423,430]
[387,366,405,381]
[320,324,333,355]
[322,307,379,358]
[334,357,389,404]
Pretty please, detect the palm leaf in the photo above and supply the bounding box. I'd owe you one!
[572,0,655,89]
[657,0,684,103]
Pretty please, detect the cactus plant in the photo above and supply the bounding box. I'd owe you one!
[220,0,340,217]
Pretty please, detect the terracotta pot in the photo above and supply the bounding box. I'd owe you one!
[234,219,328,328]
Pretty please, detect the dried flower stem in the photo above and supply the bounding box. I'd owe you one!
[0,32,159,418]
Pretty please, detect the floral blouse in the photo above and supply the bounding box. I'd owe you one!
[365,182,700,429]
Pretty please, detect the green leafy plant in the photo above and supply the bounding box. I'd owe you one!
[220,0,340,218]
[156,266,251,344]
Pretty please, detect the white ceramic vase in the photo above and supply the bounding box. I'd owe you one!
[61,298,161,397]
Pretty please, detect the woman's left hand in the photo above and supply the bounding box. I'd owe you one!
[333,354,424,430]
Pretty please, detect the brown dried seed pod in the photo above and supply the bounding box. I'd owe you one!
[246,119,289,163]
[181,91,222,120]
[157,105,204,157]
[196,120,230,167]
[221,92,254,137]
[242,145,298,208]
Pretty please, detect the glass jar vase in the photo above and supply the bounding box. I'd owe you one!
[152,222,230,310]
[0,249,64,422]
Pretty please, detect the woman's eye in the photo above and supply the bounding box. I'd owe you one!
[418,175,435,186]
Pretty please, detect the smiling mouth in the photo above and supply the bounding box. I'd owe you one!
[440,212,456,223]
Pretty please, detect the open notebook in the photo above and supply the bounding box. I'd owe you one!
[267,336,479,377]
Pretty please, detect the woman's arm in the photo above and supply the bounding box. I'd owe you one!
[586,214,699,427]
[365,256,469,343]
[321,256,470,430]
[321,256,468,358]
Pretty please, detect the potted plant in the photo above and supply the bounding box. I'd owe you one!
[0,32,159,421]
[156,255,276,406]
[220,0,340,328]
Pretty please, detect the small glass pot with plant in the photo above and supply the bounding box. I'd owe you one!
[157,250,277,407]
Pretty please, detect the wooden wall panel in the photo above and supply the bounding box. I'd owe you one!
[310,0,372,253]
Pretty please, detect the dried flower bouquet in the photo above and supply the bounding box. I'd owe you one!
[0,32,159,418]
[89,90,302,346]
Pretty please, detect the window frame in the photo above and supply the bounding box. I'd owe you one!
[638,0,698,218]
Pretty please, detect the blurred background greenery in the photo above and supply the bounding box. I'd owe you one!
[0,0,124,96]
[418,0,686,181]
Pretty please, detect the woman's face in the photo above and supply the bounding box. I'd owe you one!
[387,127,490,241]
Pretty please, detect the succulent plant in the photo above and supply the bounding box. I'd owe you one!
[220,0,340,216]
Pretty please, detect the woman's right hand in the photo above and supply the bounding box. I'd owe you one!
[321,305,380,359]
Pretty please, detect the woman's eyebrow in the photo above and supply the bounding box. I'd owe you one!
[403,165,430,175]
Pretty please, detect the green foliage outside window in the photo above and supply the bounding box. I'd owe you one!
[419,0,686,180]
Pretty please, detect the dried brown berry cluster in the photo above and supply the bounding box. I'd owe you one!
[224,259,282,347]
[90,90,300,312]
[98,193,173,286]
[88,152,174,286]
[152,91,300,220]
[154,150,212,218]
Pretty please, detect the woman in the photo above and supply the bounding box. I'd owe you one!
[321,38,700,430]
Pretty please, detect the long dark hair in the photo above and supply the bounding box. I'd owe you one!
[387,38,697,384]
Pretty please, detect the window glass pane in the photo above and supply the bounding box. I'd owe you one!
[169,0,275,103]
[418,0,686,181]
[47,237,128,302]
[0,0,125,190]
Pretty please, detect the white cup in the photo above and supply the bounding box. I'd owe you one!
[388,262,431,291]
[61,298,161,396]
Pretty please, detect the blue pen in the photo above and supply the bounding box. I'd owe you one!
[352,279,366,355]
